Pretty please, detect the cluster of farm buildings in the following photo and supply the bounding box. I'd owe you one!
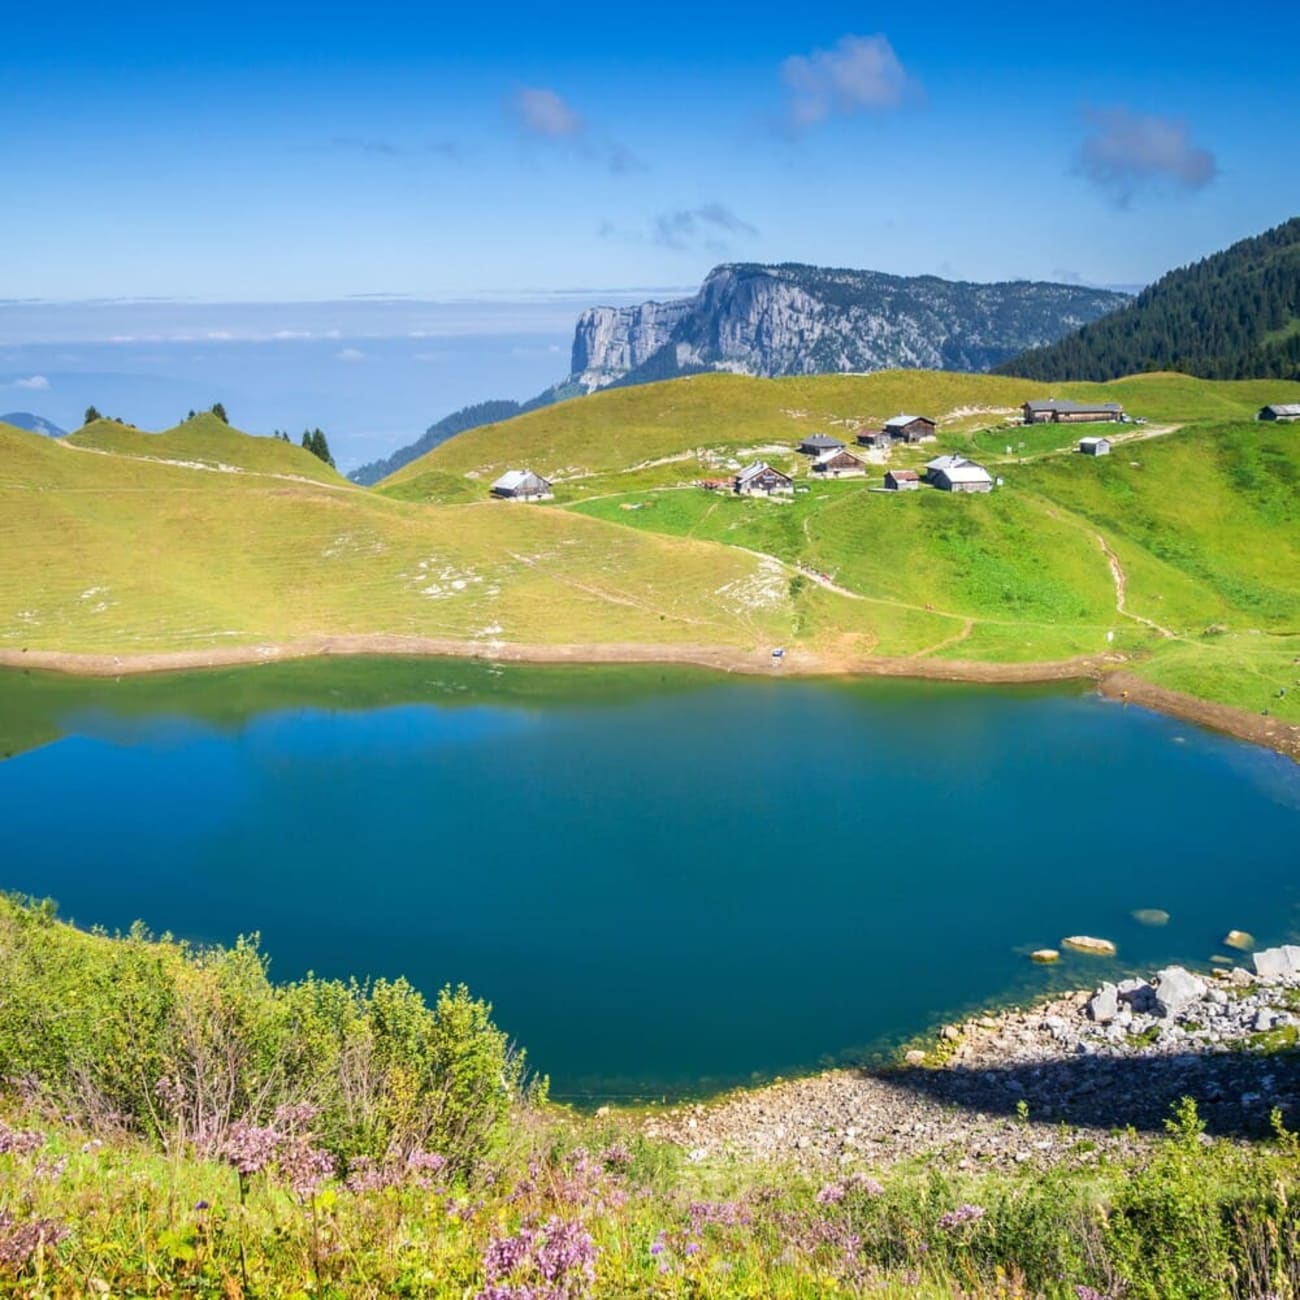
[486,398,1294,503]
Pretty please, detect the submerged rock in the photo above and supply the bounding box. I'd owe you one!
[1131,908,1171,926]
[1223,930,1256,951]
[1030,949,1060,964]
[1062,936,1117,956]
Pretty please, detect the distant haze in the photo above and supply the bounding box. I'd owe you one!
[0,295,682,471]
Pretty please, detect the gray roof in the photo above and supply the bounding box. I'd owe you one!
[814,447,862,465]
[492,468,548,492]
[800,433,844,448]
[1262,403,1300,417]
[887,468,919,479]
[1079,435,1111,445]
[926,453,970,471]
[736,460,789,484]
[937,462,993,485]
[884,412,933,428]
[1025,398,1123,414]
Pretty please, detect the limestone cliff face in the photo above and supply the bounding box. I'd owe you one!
[567,264,1130,391]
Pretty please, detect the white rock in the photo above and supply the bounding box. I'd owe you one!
[1254,946,1300,981]
[1154,966,1207,1017]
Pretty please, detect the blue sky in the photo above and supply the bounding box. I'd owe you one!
[2,1,1297,463]
[6,1,1298,299]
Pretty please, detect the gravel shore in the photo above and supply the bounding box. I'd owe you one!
[641,948,1300,1174]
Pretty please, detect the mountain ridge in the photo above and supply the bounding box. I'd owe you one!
[996,217,1300,382]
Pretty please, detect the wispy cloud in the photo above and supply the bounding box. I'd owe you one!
[513,87,584,139]
[510,86,644,173]
[1077,107,1217,206]
[652,205,759,253]
[335,347,366,362]
[781,34,920,130]
[12,374,50,390]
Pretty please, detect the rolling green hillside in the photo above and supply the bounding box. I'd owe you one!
[66,412,349,485]
[998,216,1300,382]
[3,366,1300,735]
[0,420,854,657]
[381,370,1300,504]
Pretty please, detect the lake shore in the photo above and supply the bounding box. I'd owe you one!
[1,636,1296,761]
[639,953,1300,1175]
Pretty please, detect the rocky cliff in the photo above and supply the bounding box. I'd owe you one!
[569,264,1130,391]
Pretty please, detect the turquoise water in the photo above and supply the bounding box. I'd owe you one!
[1,661,1297,1099]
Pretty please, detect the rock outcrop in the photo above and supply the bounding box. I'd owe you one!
[568,264,1130,392]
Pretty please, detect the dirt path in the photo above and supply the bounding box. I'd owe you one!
[54,439,357,492]
[1094,533,1176,638]
[914,618,975,658]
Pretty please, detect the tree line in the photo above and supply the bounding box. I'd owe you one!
[997,217,1300,382]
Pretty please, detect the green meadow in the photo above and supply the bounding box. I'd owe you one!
[3,368,1300,727]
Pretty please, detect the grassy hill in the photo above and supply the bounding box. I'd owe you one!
[66,412,349,485]
[0,419,848,657]
[3,366,1300,736]
[381,370,1299,504]
[998,216,1300,382]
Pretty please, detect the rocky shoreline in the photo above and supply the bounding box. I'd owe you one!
[640,947,1300,1174]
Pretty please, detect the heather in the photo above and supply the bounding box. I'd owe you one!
[3,898,1300,1297]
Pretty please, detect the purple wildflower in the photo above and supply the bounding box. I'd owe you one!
[279,1143,335,1199]
[845,1173,884,1197]
[684,1242,700,1256]
[0,1122,45,1157]
[599,1143,632,1170]
[479,1216,596,1300]
[937,1203,986,1231]
[0,1211,69,1271]
[1074,1289,1113,1300]
[194,1201,210,1213]
[649,1241,664,1257]
[816,1181,847,1206]
[222,1122,280,1177]
[688,1200,751,1231]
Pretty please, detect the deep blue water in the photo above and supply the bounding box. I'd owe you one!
[1,663,1297,1098]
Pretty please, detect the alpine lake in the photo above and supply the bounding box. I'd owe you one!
[2,658,1298,1102]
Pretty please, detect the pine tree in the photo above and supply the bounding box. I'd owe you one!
[210,402,229,424]
[83,406,102,425]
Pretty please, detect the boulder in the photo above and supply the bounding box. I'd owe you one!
[1088,984,1120,1024]
[1253,946,1300,981]
[1117,978,1157,1014]
[1029,949,1060,964]
[1253,1009,1278,1033]
[1223,930,1255,951]
[1154,966,1207,1017]
[1062,935,1117,956]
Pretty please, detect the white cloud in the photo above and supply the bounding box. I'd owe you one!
[1078,107,1217,205]
[13,375,50,390]
[510,86,643,173]
[335,347,366,362]
[652,204,759,253]
[513,87,584,139]
[781,34,918,129]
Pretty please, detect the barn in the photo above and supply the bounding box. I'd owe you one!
[1023,399,1124,425]
[883,413,937,443]
[735,462,794,496]
[925,454,993,494]
[883,469,920,491]
[855,427,891,449]
[1258,404,1300,422]
[799,432,845,455]
[491,469,553,501]
[1079,436,1112,455]
[811,448,866,478]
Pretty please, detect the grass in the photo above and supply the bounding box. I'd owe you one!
[67,412,349,485]
[4,371,1300,730]
[4,901,1300,1298]
[0,422,833,657]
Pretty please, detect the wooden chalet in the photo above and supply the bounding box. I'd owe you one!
[799,432,845,456]
[735,462,794,496]
[491,469,553,501]
[855,427,890,449]
[811,448,866,478]
[883,468,920,491]
[1023,399,1124,425]
[883,413,937,443]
